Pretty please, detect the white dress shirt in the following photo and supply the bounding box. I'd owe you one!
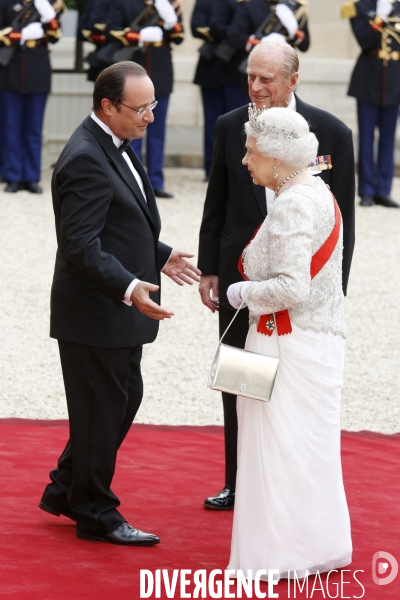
[90,113,145,305]
[91,112,147,200]
[265,94,297,212]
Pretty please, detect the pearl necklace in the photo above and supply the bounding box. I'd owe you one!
[274,167,306,198]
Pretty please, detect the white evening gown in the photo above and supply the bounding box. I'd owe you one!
[228,324,352,580]
[228,179,352,580]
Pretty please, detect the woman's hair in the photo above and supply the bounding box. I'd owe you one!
[245,107,318,168]
[93,61,148,112]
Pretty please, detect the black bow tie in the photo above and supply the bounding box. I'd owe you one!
[119,139,131,153]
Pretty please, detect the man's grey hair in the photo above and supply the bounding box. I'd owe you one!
[247,41,299,80]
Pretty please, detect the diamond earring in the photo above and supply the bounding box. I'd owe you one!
[273,165,278,179]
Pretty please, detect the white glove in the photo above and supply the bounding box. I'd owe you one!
[139,26,164,43]
[227,281,253,310]
[154,0,178,30]
[34,0,56,24]
[261,32,287,44]
[275,3,299,39]
[20,22,44,44]
[376,0,393,19]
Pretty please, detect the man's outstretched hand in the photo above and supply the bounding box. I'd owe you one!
[163,249,202,286]
[130,281,174,320]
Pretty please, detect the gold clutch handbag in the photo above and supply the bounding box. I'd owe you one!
[207,291,279,403]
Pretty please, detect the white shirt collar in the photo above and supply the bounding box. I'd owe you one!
[90,112,125,150]
[287,94,296,111]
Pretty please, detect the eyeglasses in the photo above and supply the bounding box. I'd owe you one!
[119,100,158,116]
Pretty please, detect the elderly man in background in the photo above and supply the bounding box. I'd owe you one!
[198,40,355,511]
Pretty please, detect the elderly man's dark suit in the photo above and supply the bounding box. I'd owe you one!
[40,116,171,536]
[198,97,356,493]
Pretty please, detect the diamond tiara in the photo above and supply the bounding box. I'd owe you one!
[248,104,300,140]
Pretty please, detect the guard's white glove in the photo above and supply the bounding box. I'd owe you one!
[261,32,287,44]
[139,26,163,43]
[227,281,253,310]
[275,3,299,39]
[376,0,393,19]
[20,22,44,44]
[34,0,56,24]
[154,0,178,30]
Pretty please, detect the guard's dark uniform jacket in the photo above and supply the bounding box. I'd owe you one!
[343,0,400,203]
[79,0,110,45]
[192,0,250,179]
[79,0,111,82]
[227,0,310,54]
[191,0,226,90]
[345,0,400,105]
[0,0,62,94]
[208,0,248,89]
[105,0,184,97]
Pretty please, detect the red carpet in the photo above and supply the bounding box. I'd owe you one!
[0,420,399,599]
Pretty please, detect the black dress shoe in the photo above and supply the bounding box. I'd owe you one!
[204,487,235,510]
[76,522,160,546]
[153,188,174,199]
[24,181,43,194]
[374,195,399,208]
[38,501,78,523]
[4,182,20,193]
[359,194,374,207]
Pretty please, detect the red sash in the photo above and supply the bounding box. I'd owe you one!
[238,194,342,336]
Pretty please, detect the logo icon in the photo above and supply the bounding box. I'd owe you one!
[372,552,398,586]
[239,383,247,393]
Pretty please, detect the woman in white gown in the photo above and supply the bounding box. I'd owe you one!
[226,107,352,580]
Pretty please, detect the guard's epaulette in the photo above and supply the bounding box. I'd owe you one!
[341,1,359,19]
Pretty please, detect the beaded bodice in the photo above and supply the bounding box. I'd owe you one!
[243,177,346,338]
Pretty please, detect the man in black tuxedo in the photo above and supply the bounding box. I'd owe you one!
[198,40,355,510]
[39,61,200,545]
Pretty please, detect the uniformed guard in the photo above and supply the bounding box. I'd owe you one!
[0,90,4,180]
[191,0,249,181]
[227,0,310,55]
[0,0,63,193]
[105,0,184,199]
[79,0,110,82]
[342,0,400,207]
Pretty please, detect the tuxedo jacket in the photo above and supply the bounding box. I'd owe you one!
[50,116,172,348]
[198,97,356,310]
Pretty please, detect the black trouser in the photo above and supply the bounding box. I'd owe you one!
[41,341,143,535]
[218,304,249,492]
